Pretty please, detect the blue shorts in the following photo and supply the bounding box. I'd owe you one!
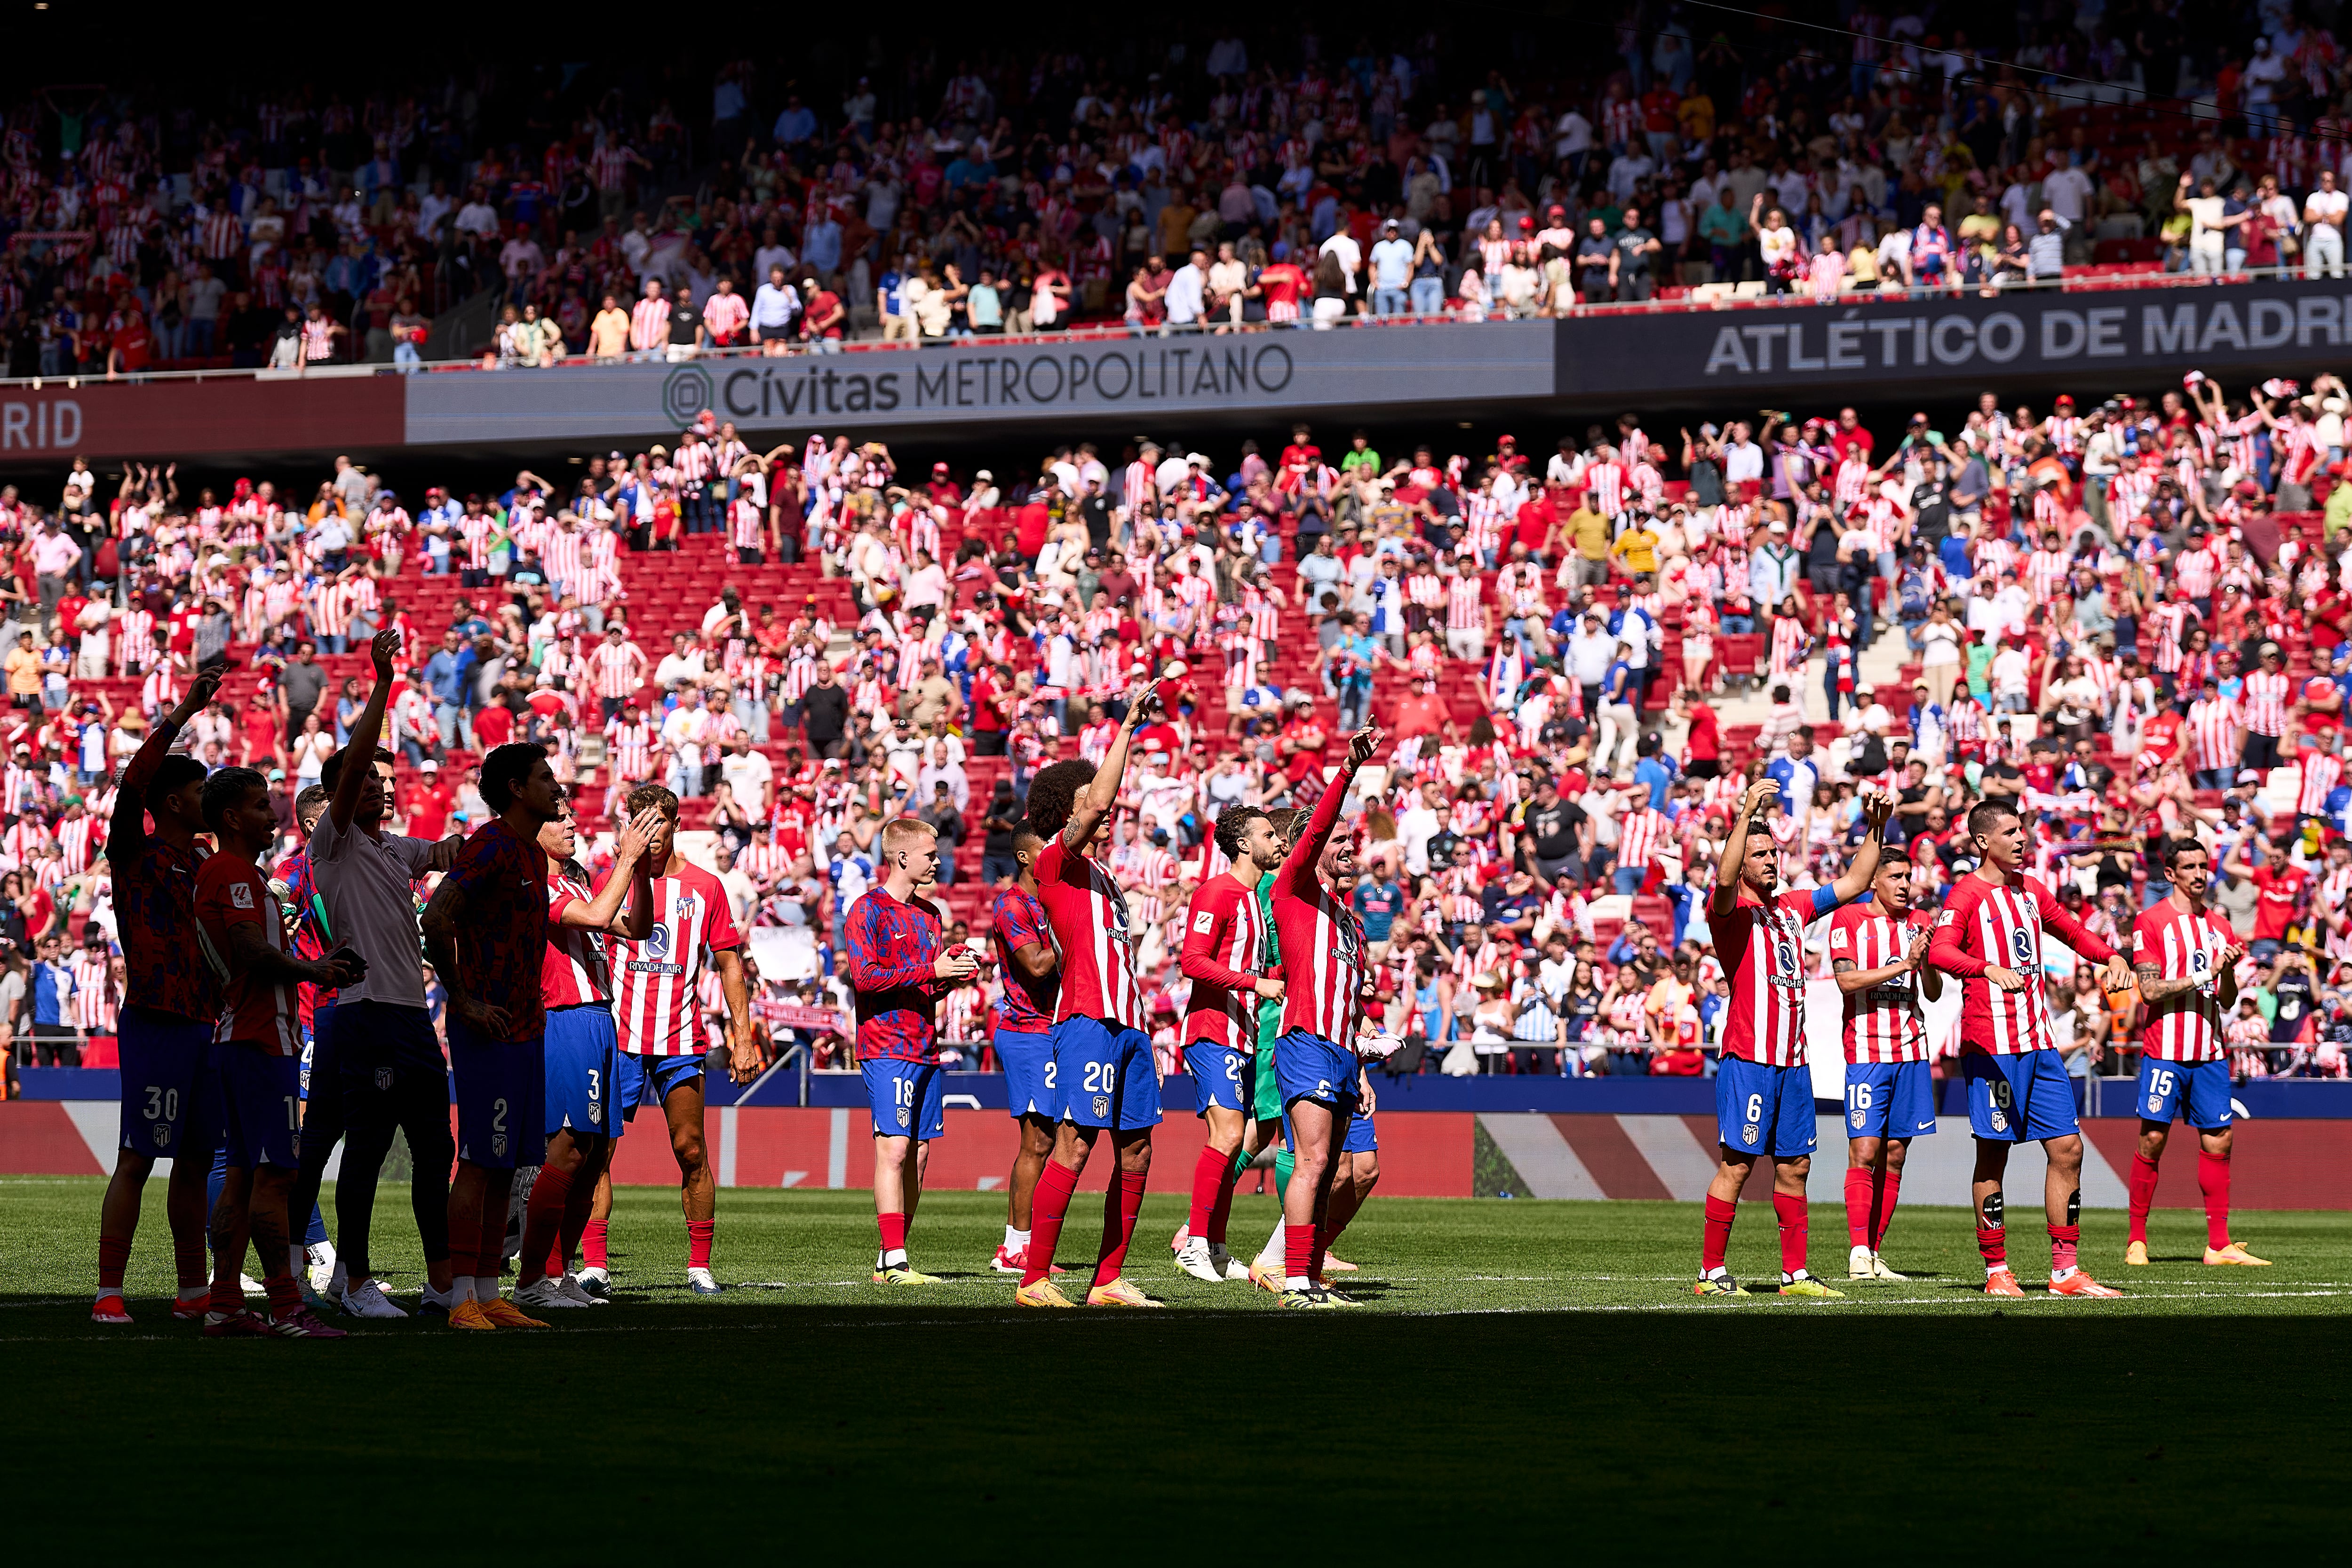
[1186,1039,1251,1117]
[544,1006,623,1140]
[116,1008,213,1158]
[2137,1057,2233,1131]
[449,1017,546,1170]
[995,1026,1052,1120]
[1049,1015,1161,1131]
[863,1058,945,1140]
[299,1000,338,1103]
[1342,1108,1378,1154]
[1843,1060,1938,1141]
[1963,1049,2079,1143]
[1273,1027,1360,1112]
[215,1045,302,1171]
[616,1049,707,1121]
[1715,1056,1818,1158]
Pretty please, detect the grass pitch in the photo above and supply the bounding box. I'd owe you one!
[5,1179,2346,1554]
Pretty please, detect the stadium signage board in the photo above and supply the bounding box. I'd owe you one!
[1554,276,2352,400]
[398,321,1558,445]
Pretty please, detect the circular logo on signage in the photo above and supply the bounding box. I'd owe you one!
[662,364,714,427]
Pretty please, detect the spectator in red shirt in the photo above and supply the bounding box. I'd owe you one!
[1392,678,1453,740]
[2244,839,2307,960]
[1673,690,1720,777]
[404,761,455,839]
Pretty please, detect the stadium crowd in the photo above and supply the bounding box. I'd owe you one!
[1,355,2351,1090]
[8,7,2352,372]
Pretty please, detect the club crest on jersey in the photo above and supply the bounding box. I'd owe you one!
[493,1132,509,1157]
[896,1106,910,1129]
[2148,1093,2166,1114]
[376,1068,394,1091]
[153,1121,170,1148]
[1989,1109,2008,1132]
[1850,1108,1866,1129]
[1092,1094,1110,1119]
[1741,1122,1759,1143]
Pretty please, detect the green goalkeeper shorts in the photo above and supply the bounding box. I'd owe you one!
[1252,1014,1284,1124]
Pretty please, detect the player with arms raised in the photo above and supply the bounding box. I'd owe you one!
[1828,843,1942,1283]
[2125,839,2269,1268]
[1697,776,1890,1298]
[512,799,663,1309]
[1927,799,2136,1298]
[578,783,761,1297]
[988,826,1064,1275]
[843,817,978,1284]
[92,666,222,1325]
[1013,682,1165,1308]
[193,766,361,1337]
[1174,804,1286,1283]
[1267,723,1384,1309]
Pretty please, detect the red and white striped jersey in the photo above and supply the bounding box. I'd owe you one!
[1270,770,1369,1048]
[1714,886,1835,1067]
[1445,574,1484,631]
[604,716,656,779]
[544,870,615,1007]
[1585,460,1627,518]
[56,815,96,875]
[1178,871,1266,1051]
[72,950,119,1035]
[1828,903,1929,1063]
[607,862,741,1056]
[2187,697,2241,772]
[1927,871,2117,1055]
[2026,549,2071,603]
[2176,546,2218,601]
[1618,806,1669,873]
[2242,669,2290,737]
[2298,750,2343,815]
[1034,832,1146,1029]
[2131,899,2234,1063]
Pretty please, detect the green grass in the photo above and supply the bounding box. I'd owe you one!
[6,1179,2348,1553]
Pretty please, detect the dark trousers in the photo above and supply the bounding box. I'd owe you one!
[32,1022,79,1066]
[325,1001,455,1276]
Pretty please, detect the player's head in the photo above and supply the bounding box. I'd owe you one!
[199,766,275,854]
[1010,824,1046,879]
[1871,842,1913,912]
[2163,837,2212,902]
[1966,799,2025,871]
[294,784,330,839]
[1318,812,1358,883]
[536,794,579,866]
[1022,759,1096,841]
[143,751,209,835]
[626,781,681,863]
[1740,817,1780,895]
[1264,806,1304,854]
[320,744,395,826]
[880,816,941,886]
[481,741,562,825]
[1214,805,1282,870]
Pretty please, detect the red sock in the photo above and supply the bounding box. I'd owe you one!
[686,1219,714,1271]
[1093,1170,1146,1287]
[518,1165,572,1286]
[876,1211,908,1260]
[174,1228,207,1292]
[2049,1224,2081,1275]
[1187,1146,1227,1239]
[1701,1194,1736,1273]
[1842,1168,1872,1246]
[98,1234,131,1293]
[264,1274,302,1320]
[2128,1152,2160,1245]
[1285,1212,1315,1282]
[1208,1154,1239,1246]
[2197,1149,2232,1250]
[581,1217,609,1269]
[1772,1191,1808,1276]
[447,1239,478,1281]
[209,1268,241,1315]
[476,1206,506,1280]
[1874,1171,1901,1249]
[1023,1159,1080,1287]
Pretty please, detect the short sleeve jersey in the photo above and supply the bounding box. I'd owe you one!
[442,817,548,1042]
[2132,900,2233,1063]
[989,884,1059,1032]
[1713,886,1836,1067]
[1828,902,1929,1062]
[1034,833,1145,1029]
[543,869,614,1007]
[609,861,741,1056]
[193,853,303,1057]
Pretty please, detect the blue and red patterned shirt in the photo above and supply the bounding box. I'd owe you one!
[442,816,548,1043]
[109,719,218,1026]
[273,847,336,1033]
[989,884,1057,1033]
[842,885,948,1063]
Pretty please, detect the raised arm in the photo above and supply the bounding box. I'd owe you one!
[1060,680,1157,856]
[1710,776,1778,916]
[1278,723,1382,899]
[1827,787,1891,906]
[560,808,663,936]
[329,629,404,834]
[109,666,222,863]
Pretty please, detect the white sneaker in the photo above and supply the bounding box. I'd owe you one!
[1848,1243,1877,1281]
[305,1241,338,1295]
[339,1277,409,1319]
[574,1266,611,1300]
[240,1273,266,1298]
[1869,1252,1911,1282]
[416,1283,458,1315]
[558,1273,609,1307]
[1211,1243,1250,1282]
[686,1267,721,1295]
[515,1276,589,1309]
[1175,1237,1225,1283]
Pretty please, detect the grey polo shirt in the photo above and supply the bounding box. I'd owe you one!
[309,811,439,1010]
